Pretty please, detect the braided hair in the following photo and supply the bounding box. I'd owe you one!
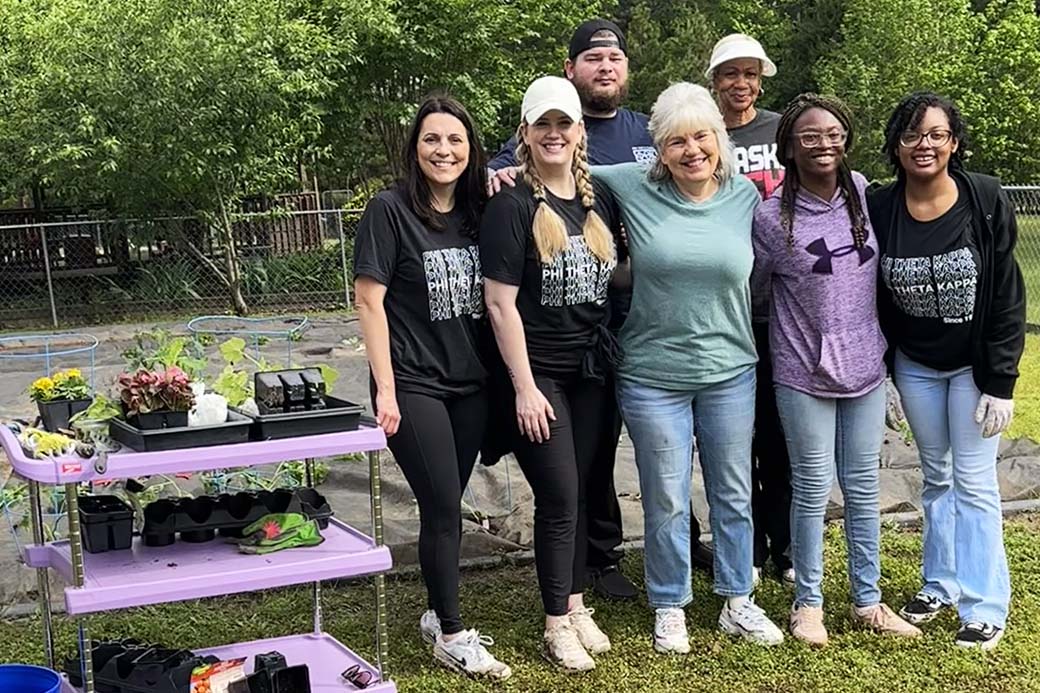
[775,93,867,251]
[881,91,968,178]
[515,124,614,264]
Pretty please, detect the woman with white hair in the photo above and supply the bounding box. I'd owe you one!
[594,82,784,653]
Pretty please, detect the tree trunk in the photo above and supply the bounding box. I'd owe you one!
[215,188,250,316]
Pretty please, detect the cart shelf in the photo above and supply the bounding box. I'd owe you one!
[24,518,391,615]
[0,424,387,484]
[61,631,396,693]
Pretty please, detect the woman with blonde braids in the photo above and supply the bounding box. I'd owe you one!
[481,75,623,672]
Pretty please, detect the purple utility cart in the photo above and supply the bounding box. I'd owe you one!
[0,424,396,693]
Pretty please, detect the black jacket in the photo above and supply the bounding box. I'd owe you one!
[867,169,1026,399]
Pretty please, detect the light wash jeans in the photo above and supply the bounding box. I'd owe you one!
[617,366,756,608]
[774,383,885,608]
[894,350,1010,628]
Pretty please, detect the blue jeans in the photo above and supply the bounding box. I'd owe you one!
[775,383,885,608]
[617,367,756,608]
[894,350,1010,627]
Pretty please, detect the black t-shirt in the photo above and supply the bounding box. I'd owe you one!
[728,109,784,200]
[480,179,621,378]
[879,178,980,371]
[352,188,487,397]
[487,108,656,170]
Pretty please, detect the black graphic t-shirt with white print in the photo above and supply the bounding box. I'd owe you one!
[353,188,487,398]
[880,178,979,371]
[480,179,621,378]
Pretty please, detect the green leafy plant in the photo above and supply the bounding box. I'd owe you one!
[118,367,196,416]
[122,329,208,381]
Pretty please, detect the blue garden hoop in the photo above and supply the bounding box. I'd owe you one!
[0,333,99,388]
[186,315,310,367]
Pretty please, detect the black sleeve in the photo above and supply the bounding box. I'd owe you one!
[593,178,626,263]
[487,136,519,171]
[867,188,898,375]
[352,193,399,285]
[479,190,530,286]
[981,187,1026,398]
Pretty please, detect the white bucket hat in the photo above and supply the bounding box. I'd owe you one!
[521,76,583,124]
[705,34,777,79]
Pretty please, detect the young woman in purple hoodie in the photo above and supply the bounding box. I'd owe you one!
[750,94,922,647]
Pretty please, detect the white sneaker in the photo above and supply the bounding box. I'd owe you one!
[420,609,441,645]
[433,629,512,680]
[653,607,691,654]
[719,598,785,646]
[568,606,611,654]
[543,622,595,672]
[782,568,796,587]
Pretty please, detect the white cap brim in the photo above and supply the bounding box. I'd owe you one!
[523,101,583,125]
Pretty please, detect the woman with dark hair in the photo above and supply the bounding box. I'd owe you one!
[751,93,922,646]
[481,75,620,672]
[869,92,1026,650]
[353,95,511,679]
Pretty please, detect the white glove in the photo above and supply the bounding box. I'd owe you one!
[974,394,1014,438]
[884,378,906,431]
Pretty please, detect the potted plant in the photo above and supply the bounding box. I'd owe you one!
[28,368,93,432]
[118,366,196,430]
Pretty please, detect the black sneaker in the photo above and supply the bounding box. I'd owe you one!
[955,622,1004,650]
[691,541,714,576]
[591,565,638,600]
[898,591,949,625]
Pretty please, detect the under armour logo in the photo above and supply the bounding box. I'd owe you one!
[806,238,875,275]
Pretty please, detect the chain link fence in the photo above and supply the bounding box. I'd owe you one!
[0,207,363,330]
[1005,186,1040,326]
[2,186,1038,330]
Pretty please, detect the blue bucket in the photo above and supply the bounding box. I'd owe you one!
[0,664,62,693]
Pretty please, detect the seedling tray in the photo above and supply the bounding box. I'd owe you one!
[64,638,217,693]
[79,495,134,554]
[109,410,253,452]
[143,488,333,547]
[37,398,91,432]
[235,395,363,441]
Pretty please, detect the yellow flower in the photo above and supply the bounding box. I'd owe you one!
[33,376,55,391]
[65,368,82,379]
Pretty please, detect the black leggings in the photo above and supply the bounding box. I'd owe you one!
[378,387,488,635]
[513,374,609,616]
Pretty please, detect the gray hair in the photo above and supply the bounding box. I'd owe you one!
[647,82,735,184]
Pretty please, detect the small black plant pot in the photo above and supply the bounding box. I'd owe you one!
[79,495,134,553]
[130,410,189,430]
[37,398,92,432]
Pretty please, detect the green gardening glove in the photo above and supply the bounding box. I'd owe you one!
[237,512,324,554]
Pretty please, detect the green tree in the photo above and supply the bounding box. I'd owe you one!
[0,0,346,313]
[814,0,983,179]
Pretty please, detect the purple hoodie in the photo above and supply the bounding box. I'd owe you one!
[751,171,886,398]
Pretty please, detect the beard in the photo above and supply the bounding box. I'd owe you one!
[573,78,628,115]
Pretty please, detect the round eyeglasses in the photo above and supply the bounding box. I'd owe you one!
[899,129,953,148]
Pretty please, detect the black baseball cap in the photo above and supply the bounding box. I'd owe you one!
[568,19,627,61]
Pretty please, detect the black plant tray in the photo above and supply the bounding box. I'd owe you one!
[142,487,333,547]
[64,638,217,693]
[109,410,253,452]
[79,494,134,554]
[37,397,91,432]
[234,395,363,440]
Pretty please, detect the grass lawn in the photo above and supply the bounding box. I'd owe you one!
[3,516,1040,693]
[1020,214,1040,325]
[1009,333,1040,441]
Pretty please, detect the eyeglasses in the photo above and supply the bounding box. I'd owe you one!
[795,130,847,148]
[341,664,374,689]
[899,129,953,148]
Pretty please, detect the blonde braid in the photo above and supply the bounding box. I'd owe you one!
[516,124,568,263]
[572,135,615,263]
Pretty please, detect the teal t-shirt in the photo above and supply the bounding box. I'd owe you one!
[594,162,759,390]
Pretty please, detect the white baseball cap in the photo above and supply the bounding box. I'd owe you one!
[521,76,583,124]
[705,34,777,79]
